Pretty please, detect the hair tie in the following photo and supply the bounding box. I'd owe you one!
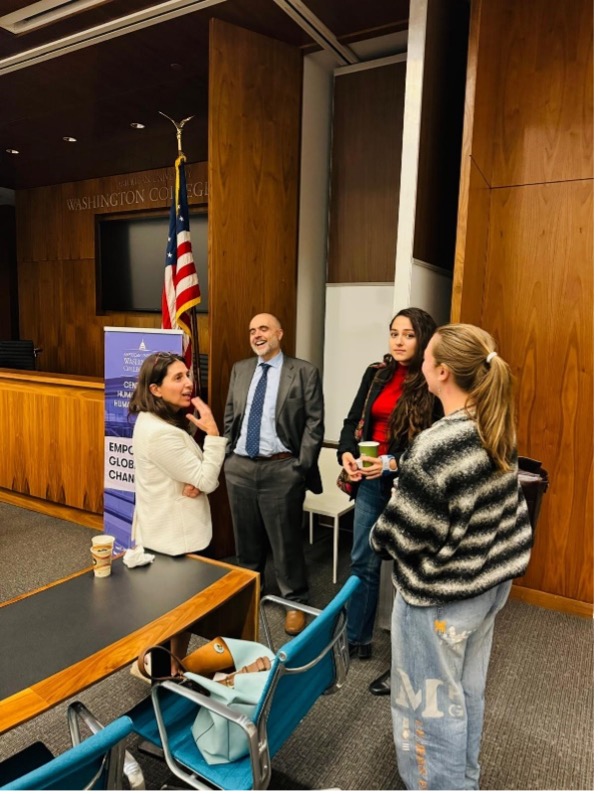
[486,351,498,364]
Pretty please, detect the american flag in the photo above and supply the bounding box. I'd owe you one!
[162,155,201,370]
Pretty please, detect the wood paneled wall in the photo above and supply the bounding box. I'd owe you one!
[453,0,593,607]
[0,205,18,340]
[15,162,209,376]
[208,19,302,421]
[0,371,104,513]
[207,19,303,557]
[485,182,593,602]
[327,63,405,283]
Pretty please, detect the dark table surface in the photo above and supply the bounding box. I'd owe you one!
[0,554,226,701]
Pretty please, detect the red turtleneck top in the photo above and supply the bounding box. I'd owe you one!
[369,365,408,455]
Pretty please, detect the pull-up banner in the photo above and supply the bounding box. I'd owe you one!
[103,327,183,552]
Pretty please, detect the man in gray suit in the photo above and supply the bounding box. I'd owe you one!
[223,312,324,635]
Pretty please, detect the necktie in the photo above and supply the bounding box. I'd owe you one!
[245,363,270,458]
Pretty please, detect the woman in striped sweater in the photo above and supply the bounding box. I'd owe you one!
[371,324,532,791]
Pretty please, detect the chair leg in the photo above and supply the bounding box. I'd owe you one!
[67,702,145,790]
[333,517,339,584]
[309,512,314,544]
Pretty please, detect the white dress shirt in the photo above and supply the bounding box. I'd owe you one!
[234,352,291,457]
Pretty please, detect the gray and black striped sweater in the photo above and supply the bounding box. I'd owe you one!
[370,409,532,607]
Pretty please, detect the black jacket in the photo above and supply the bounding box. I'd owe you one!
[337,362,442,465]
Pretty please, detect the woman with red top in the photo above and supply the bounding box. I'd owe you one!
[337,308,439,674]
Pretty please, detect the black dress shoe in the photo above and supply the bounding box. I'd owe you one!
[369,669,391,695]
[348,642,372,660]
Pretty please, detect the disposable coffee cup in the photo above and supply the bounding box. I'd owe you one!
[358,441,380,467]
[90,534,115,578]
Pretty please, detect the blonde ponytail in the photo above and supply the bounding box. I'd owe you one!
[432,324,516,471]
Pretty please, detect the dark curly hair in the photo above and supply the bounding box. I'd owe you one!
[374,307,437,447]
[128,352,190,430]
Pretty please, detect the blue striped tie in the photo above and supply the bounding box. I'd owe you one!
[245,364,270,458]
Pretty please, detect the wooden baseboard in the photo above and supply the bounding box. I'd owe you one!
[0,488,103,530]
[510,585,593,618]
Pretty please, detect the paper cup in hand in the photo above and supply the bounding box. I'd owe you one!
[91,534,115,578]
[358,441,380,467]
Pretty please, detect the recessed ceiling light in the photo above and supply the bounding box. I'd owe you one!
[0,0,111,35]
[130,122,146,129]
[5,148,19,154]
[63,136,77,142]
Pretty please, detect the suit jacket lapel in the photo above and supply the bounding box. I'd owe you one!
[276,357,294,418]
[237,359,256,414]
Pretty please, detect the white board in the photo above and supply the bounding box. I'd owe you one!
[322,284,394,443]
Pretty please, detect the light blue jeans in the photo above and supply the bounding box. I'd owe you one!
[390,580,512,790]
[346,476,392,645]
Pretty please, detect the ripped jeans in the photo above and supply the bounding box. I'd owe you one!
[390,580,512,790]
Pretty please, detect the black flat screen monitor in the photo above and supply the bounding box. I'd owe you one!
[96,212,208,314]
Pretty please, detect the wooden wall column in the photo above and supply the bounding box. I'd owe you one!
[453,0,593,613]
[208,20,303,557]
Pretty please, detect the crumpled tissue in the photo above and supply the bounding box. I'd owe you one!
[123,545,155,568]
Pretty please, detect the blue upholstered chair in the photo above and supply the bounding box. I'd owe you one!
[128,575,363,790]
[0,713,138,790]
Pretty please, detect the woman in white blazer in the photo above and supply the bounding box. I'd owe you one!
[129,352,226,556]
[129,352,227,667]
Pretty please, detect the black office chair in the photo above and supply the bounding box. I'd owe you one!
[0,340,43,370]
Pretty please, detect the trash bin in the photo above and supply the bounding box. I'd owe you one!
[518,455,549,542]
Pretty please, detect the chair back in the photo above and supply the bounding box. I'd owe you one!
[255,575,361,758]
[0,715,134,790]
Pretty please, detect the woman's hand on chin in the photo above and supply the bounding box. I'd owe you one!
[186,396,220,436]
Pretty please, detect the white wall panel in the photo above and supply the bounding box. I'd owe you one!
[322,283,394,443]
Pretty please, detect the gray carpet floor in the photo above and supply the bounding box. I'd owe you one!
[0,501,593,790]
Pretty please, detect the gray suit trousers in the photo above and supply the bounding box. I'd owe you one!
[224,454,309,603]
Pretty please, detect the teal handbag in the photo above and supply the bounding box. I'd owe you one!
[185,637,275,765]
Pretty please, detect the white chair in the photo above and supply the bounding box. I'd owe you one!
[304,447,355,584]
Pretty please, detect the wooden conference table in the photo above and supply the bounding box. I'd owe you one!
[0,553,259,735]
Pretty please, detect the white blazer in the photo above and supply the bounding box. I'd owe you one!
[131,412,227,555]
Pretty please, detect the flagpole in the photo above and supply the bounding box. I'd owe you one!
[190,305,202,398]
[160,111,203,399]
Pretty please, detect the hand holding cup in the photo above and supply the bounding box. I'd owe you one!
[358,441,380,466]
[358,441,383,479]
[341,451,363,481]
